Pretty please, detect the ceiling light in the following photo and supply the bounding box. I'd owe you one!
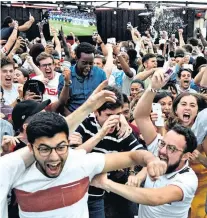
[182,9,186,14]
[114,10,117,15]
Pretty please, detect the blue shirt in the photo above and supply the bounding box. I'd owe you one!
[58,65,107,112]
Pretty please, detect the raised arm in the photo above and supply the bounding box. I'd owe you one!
[51,27,61,58]
[18,13,35,32]
[26,55,44,76]
[133,69,166,145]
[2,21,18,54]
[59,27,71,62]
[134,68,156,81]
[103,44,114,79]
[178,29,185,47]
[200,67,207,87]
[194,65,207,85]
[65,80,117,133]
[96,34,108,57]
[113,46,134,78]
[37,22,47,47]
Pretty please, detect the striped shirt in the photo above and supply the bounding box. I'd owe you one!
[76,113,145,197]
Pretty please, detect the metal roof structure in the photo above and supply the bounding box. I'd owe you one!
[1,1,207,10]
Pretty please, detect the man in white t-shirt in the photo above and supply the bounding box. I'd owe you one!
[108,46,136,95]
[0,87,167,218]
[0,57,20,105]
[32,52,61,103]
[91,69,198,218]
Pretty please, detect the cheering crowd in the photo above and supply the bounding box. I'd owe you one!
[0,9,207,218]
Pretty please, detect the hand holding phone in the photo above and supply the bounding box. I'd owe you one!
[107,38,116,45]
[164,69,174,82]
[152,103,164,127]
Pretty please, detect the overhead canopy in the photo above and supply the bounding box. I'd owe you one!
[2,1,207,10]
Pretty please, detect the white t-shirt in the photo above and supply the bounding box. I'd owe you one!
[12,149,105,218]
[138,135,198,218]
[33,72,61,103]
[108,67,136,95]
[3,83,19,105]
[0,152,25,218]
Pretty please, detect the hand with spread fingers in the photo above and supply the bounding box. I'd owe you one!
[1,135,22,154]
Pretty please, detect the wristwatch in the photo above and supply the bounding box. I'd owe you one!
[64,80,72,86]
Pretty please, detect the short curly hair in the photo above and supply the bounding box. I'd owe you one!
[75,42,95,59]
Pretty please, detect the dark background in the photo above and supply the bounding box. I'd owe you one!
[1,6,196,43]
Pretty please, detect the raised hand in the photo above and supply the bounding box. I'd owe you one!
[63,67,71,85]
[88,80,117,112]
[26,55,34,65]
[29,13,35,23]
[178,29,183,34]
[150,68,166,91]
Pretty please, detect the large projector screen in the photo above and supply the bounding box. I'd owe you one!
[49,9,97,36]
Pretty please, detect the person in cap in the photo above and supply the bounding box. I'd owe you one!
[11,99,51,150]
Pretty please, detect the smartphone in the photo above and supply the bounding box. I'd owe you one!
[152,103,164,127]
[171,34,175,41]
[164,69,174,82]
[27,82,41,96]
[107,38,116,45]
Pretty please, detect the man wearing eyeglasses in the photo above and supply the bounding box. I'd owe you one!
[33,52,61,103]
[91,69,198,218]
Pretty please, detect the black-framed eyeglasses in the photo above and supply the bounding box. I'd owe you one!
[40,63,53,68]
[34,144,70,157]
[158,139,184,154]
